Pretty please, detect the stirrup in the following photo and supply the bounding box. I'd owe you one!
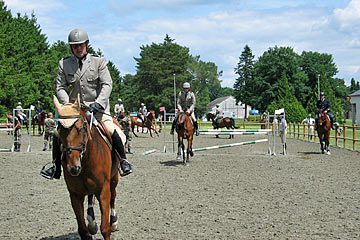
[119,159,132,177]
[40,162,56,180]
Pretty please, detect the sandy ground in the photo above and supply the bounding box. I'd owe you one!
[0,128,360,240]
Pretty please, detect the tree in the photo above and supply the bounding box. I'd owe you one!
[266,71,307,123]
[234,45,255,119]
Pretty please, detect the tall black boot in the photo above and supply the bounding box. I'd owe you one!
[40,135,61,180]
[170,119,176,135]
[112,131,132,177]
[314,118,318,131]
[331,118,334,130]
[194,121,199,136]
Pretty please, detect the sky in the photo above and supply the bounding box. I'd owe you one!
[4,0,360,87]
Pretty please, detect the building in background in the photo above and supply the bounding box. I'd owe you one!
[205,96,250,120]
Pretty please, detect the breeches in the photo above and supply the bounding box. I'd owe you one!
[96,112,126,144]
[176,112,196,122]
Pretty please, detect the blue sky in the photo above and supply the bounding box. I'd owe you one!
[4,0,360,87]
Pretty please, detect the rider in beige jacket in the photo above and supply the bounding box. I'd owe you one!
[41,29,132,180]
[170,82,199,136]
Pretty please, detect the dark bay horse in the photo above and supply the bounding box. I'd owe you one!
[54,96,120,240]
[206,112,238,139]
[130,110,159,138]
[260,114,268,129]
[317,110,331,154]
[33,111,46,135]
[176,112,194,166]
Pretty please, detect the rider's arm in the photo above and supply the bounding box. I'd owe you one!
[94,57,112,110]
[189,92,196,112]
[56,59,70,104]
[177,92,183,111]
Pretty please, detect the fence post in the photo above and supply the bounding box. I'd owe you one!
[353,124,356,151]
[343,123,346,149]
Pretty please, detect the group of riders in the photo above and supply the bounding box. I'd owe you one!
[7,28,333,181]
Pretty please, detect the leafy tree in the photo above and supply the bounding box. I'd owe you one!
[266,71,307,123]
[234,45,255,119]
[251,46,307,112]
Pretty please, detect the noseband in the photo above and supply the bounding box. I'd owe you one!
[59,114,88,162]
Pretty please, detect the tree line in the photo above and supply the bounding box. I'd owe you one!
[1,2,359,123]
[234,45,359,123]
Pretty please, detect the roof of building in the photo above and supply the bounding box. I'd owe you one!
[350,90,360,97]
[206,96,232,108]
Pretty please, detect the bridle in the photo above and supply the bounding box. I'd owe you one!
[59,114,88,163]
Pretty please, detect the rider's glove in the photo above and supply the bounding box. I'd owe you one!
[89,102,102,114]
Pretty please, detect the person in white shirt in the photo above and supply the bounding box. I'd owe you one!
[301,114,315,140]
[279,115,287,151]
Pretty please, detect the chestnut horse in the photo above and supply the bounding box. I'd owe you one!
[206,112,238,139]
[130,110,159,138]
[33,111,46,135]
[317,110,331,154]
[176,112,194,166]
[54,96,120,240]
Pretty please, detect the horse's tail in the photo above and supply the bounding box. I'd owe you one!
[231,118,239,129]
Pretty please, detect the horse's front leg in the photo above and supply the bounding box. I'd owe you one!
[98,183,112,240]
[177,136,182,160]
[110,174,119,232]
[87,194,98,235]
[69,192,90,240]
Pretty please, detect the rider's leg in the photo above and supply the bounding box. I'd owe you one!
[170,115,178,135]
[329,112,334,129]
[40,134,61,179]
[103,114,132,177]
[314,115,318,130]
[191,112,199,136]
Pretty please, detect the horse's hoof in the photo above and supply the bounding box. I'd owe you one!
[189,151,194,157]
[327,151,331,155]
[87,215,98,235]
[111,223,119,232]
[177,155,181,160]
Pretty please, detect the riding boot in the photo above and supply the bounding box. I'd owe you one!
[331,118,334,130]
[43,141,47,151]
[194,121,199,136]
[40,136,61,180]
[112,131,132,177]
[314,119,318,131]
[170,119,176,135]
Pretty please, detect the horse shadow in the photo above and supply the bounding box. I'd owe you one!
[40,232,91,240]
[298,151,321,155]
[160,160,184,166]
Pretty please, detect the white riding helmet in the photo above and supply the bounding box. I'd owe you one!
[17,102,21,105]
[183,82,190,88]
[118,98,122,102]
[141,103,144,106]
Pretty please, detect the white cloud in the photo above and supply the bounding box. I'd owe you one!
[4,0,66,14]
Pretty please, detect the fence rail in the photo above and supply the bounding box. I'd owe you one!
[286,122,360,151]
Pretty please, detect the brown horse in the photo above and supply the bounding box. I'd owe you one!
[317,110,331,155]
[54,96,120,240]
[260,114,268,129]
[206,112,238,139]
[176,112,194,166]
[33,111,46,135]
[130,110,159,138]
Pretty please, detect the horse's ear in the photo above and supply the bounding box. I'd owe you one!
[74,94,81,110]
[53,95,61,111]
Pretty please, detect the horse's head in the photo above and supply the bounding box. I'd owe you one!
[148,110,155,121]
[54,95,89,177]
[318,110,331,130]
[206,112,214,121]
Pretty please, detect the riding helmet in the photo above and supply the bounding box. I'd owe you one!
[183,82,190,88]
[68,29,89,45]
